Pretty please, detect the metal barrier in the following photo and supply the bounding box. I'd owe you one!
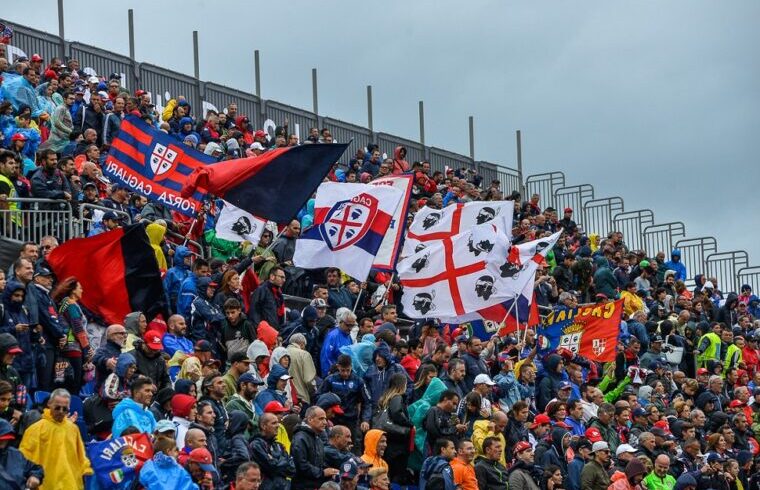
[553,184,594,228]
[376,132,426,165]
[69,42,135,92]
[1,198,75,244]
[738,266,760,295]
[706,250,749,294]
[204,82,263,130]
[674,237,718,288]
[612,209,654,252]
[139,63,202,119]
[525,172,565,209]
[2,21,62,63]
[77,203,132,237]
[428,147,474,175]
[322,117,373,159]
[643,222,686,257]
[491,164,521,196]
[163,227,205,260]
[582,196,624,241]
[262,100,318,142]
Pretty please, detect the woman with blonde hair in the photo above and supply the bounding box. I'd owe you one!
[368,468,391,490]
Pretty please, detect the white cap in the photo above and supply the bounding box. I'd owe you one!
[591,441,610,453]
[703,281,715,290]
[88,76,99,84]
[616,444,636,456]
[250,142,265,151]
[279,374,292,381]
[473,374,496,386]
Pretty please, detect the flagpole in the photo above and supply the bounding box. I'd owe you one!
[381,272,395,306]
[352,271,372,314]
[498,298,518,332]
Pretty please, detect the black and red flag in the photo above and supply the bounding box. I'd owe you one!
[182,143,348,223]
[47,223,166,324]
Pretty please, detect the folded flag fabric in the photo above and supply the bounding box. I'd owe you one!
[402,201,513,257]
[214,200,267,245]
[367,174,413,271]
[87,433,153,489]
[538,299,624,362]
[104,115,217,217]
[47,223,167,324]
[294,182,403,280]
[182,143,348,223]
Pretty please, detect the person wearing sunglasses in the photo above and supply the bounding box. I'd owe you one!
[19,388,93,488]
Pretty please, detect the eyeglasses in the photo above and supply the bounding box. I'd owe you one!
[51,405,69,412]
[113,331,127,336]
[274,275,286,279]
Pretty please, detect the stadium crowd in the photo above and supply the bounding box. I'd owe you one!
[2,39,760,490]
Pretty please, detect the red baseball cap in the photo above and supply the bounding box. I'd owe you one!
[143,330,163,350]
[254,130,266,138]
[326,404,345,415]
[530,414,551,429]
[264,401,289,414]
[564,207,573,213]
[729,400,746,408]
[653,420,671,434]
[585,427,603,443]
[514,441,533,454]
[697,368,709,376]
[31,54,44,62]
[188,448,215,472]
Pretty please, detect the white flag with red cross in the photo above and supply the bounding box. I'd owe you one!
[398,223,511,319]
[401,201,513,258]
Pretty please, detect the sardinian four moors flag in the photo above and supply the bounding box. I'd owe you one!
[47,223,167,324]
[214,200,267,245]
[398,223,511,319]
[104,115,217,217]
[401,201,513,257]
[294,182,404,280]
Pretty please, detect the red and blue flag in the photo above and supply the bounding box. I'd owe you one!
[104,115,216,216]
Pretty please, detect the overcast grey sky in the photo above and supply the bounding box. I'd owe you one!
[5,0,760,273]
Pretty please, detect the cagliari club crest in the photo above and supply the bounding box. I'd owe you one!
[149,143,179,177]
[319,193,379,251]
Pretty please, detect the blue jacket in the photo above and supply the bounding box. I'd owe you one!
[318,371,372,422]
[190,277,224,344]
[567,455,585,490]
[26,283,64,345]
[177,273,199,319]
[111,397,157,437]
[320,326,353,375]
[362,343,412,414]
[327,286,354,311]
[92,340,123,391]
[461,351,489,392]
[420,455,456,490]
[664,249,687,282]
[564,416,585,437]
[163,246,191,312]
[254,365,289,415]
[139,451,197,490]
[162,333,194,358]
[0,444,44,489]
[494,371,533,411]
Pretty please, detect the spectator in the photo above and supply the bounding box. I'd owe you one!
[324,425,354,468]
[199,373,230,454]
[420,438,456,490]
[364,342,412,416]
[580,441,612,490]
[20,388,93,489]
[249,267,286,328]
[476,436,510,490]
[111,376,157,436]
[320,308,356,375]
[249,411,295,489]
[291,406,338,490]
[451,439,478,490]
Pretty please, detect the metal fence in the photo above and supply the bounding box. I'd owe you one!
[204,83,263,130]
[428,147,474,175]
[139,63,202,118]
[376,132,426,165]
[553,184,594,228]
[738,266,760,294]
[70,42,135,92]
[674,237,718,288]
[322,117,372,159]
[612,209,654,253]
[706,250,749,294]
[262,100,317,142]
[643,222,686,259]
[583,197,624,241]
[525,172,565,209]
[1,198,75,244]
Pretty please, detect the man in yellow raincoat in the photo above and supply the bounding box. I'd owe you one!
[20,388,93,489]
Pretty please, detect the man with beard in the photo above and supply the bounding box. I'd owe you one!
[162,314,194,357]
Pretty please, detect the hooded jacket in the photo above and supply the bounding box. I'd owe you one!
[420,455,456,490]
[163,246,192,311]
[253,364,289,415]
[111,396,157,437]
[539,427,570,475]
[219,410,252,481]
[409,377,447,471]
[249,423,295,490]
[477,455,512,490]
[472,419,507,467]
[320,324,353,375]
[363,342,412,414]
[339,333,376,378]
[593,256,618,299]
[609,459,647,490]
[138,451,196,490]
[537,354,564,411]
[133,340,171,390]
[190,276,225,344]
[361,429,389,470]
[716,293,738,327]
[392,145,410,175]
[291,423,328,490]
[1,280,38,375]
[19,409,93,489]
[318,366,372,423]
[664,249,687,282]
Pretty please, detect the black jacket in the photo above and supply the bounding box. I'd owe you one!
[424,406,459,452]
[249,281,283,328]
[199,396,229,455]
[249,432,296,490]
[291,424,328,490]
[132,342,171,390]
[220,411,254,484]
[0,445,44,488]
[323,443,353,469]
[92,340,122,391]
[476,456,511,490]
[26,283,64,345]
